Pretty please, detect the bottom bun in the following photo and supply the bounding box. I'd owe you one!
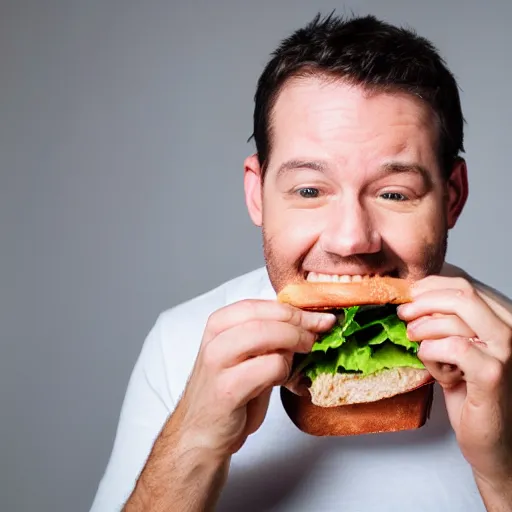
[280,382,434,436]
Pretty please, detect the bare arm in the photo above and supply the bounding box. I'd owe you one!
[124,402,230,511]
[442,263,512,511]
[122,300,335,511]
[474,475,512,512]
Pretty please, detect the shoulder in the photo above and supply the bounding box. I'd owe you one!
[157,266,274,334]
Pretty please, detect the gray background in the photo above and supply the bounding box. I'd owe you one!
[1,1,511,511]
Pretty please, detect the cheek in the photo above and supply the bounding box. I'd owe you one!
[377,206,444,260]
[269,214,321,248]
[263,201,324,255]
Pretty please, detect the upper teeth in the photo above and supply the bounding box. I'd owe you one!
[307,273,370,283]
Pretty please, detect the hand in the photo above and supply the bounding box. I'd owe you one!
[175,299,336,456]
[397,276,512,490]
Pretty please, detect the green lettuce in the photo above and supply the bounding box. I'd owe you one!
[298,305,424,382]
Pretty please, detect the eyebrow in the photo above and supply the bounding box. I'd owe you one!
[276,159,328,179]
[275,159,433,186]
[380,162,434,187]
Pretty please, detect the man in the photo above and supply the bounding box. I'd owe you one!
[91,13,512,511]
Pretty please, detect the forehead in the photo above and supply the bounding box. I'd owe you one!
[267,76,440,176]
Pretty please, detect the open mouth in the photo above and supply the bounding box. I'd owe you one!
[305,270,399,283]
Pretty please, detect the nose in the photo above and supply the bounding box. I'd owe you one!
[319,198,381,257]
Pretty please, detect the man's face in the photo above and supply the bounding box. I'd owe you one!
[244,76,467,293]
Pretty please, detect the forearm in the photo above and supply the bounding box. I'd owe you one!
[476,474,512,512]
[123,411,230,512]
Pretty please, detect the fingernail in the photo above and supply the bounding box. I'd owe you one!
[396,304,409,317]
[312,312,336,330]
[319,313,337,324]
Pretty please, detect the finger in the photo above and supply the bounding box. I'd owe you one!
[417,358,464,389]
[413,274,512,330]
[205,299,336,343]
[219,353,293,408]
[398,288,511,361]
[407,314,474,342]
[211,321,316,368]
[419,336,504,405]
[410,275,471,295]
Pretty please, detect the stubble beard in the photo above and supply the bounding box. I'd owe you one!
[262,225,449,294]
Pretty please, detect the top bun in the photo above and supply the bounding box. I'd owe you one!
[277,277,413,310]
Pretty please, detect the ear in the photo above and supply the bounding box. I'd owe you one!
[446,158,469,229]
[244,153,264,227]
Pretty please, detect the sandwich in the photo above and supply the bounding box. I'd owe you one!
[277,276,434,436]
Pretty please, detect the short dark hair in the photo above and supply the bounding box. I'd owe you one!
[251,12,465,179]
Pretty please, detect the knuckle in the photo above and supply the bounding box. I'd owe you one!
[201,342,220,370]
[482,360,504,390]
[271,354,291,384]
[287,305,302,326]
[274,302,299,326]
[454,278,476,299]
[205,309,223,339]
[248,318,267,339]
[450,336,471,357]
[204,299,262,341]
[238,299,261,318]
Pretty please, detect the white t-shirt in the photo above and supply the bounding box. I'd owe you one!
[90,267,485,511]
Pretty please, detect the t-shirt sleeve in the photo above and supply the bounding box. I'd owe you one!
[89,314,175,512]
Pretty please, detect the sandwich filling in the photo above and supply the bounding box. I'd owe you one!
[296,304,425,382]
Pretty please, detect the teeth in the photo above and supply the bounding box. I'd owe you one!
[307,273,371,283]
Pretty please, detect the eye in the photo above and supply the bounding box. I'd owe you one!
[380,192,408,201]
[297,187,320,198]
